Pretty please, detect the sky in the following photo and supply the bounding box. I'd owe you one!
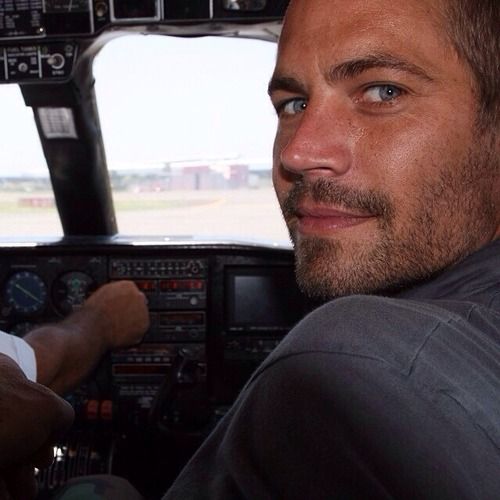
[0,35,278,176]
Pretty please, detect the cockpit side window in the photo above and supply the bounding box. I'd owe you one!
[0,85,63,237]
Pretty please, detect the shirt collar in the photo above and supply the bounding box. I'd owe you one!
[395,239,500,302]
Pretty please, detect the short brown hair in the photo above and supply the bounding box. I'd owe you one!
[442,0,500,127]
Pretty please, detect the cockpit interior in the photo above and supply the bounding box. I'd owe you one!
[0,1,316,498]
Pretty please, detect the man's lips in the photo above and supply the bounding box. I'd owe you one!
[294,205,375,234]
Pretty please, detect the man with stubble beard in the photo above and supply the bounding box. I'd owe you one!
[164,0,500,497]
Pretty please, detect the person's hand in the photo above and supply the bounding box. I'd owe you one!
[0,354,74,500]
[84,280,150,349]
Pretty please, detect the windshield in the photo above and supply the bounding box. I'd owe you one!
[94,35,288,244]
[0,35,289,245]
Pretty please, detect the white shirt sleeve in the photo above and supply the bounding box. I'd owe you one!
[0,330,37,382]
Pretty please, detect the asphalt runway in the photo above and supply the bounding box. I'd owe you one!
[0,188,291,245]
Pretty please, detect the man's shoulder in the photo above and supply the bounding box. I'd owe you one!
[260,293,500,379]
[276,295,454,362]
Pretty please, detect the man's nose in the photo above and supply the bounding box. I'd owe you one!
[279,103,353,179]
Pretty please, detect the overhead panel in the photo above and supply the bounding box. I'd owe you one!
[0,0,287,84]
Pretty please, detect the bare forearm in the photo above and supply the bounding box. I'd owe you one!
[24,307,109,394]
[24,280,149,395]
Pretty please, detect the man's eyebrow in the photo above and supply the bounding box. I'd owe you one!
[328,53,434,83]
[268,54,434,96]
[268,75,307,96]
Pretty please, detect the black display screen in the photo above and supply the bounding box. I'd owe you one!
[43,0,92,35]
[163,0,210,20]
[112,0,159,20]
[226,267,306,331]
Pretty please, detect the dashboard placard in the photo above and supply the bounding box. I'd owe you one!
[0,0,44,38]
[43,0,90,14]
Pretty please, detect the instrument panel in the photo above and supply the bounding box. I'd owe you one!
[0,0,285,40]
[0,239,312,494]
[0,239,311,413]
[0,253,108,329]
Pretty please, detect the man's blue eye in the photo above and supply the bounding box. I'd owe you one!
[281,98,307,115]
[364,85,402,103]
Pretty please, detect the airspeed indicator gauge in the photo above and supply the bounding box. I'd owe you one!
[5,271,48,315]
